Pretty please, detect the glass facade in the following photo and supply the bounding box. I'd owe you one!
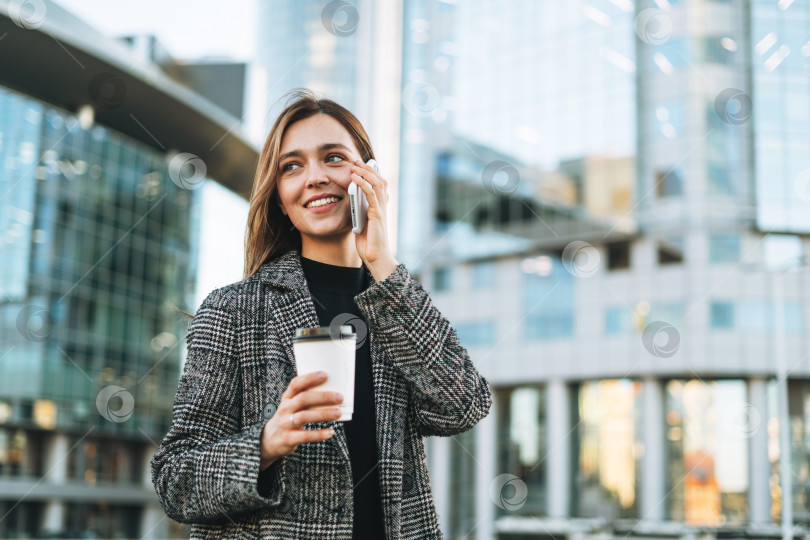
[574,380,641,519]
[523,255,574,341]
[0,85,199,439]
[448,427,478,540]
[400,0,637,269]
[256,0,360,129]
[496,386,548,517]
[0,84,200,537]
[665,380,750,524]
[751,0,810,232]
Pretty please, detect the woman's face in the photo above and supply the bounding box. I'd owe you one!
[276,114,363,241]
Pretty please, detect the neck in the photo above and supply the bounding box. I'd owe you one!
[300,234,362,268]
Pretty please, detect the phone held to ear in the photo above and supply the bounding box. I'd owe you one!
[349,159,378,234]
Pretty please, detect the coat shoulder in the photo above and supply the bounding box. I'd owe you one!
[196,271,268,315]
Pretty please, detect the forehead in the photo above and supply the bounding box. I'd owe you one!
[280,114,358,153]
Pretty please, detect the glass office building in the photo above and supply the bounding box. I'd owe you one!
[400,1,810,539]
[0,85,199,537]
[0,2,257,537]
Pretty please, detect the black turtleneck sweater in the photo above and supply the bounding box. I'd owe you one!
[299,255,386,539]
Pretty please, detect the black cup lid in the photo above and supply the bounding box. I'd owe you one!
[293,326,356,342]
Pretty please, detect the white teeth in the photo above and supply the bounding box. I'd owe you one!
[306,196,340,208]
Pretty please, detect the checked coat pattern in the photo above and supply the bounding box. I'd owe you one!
[150,249,493,539]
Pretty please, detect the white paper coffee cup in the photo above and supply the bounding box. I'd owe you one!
[292,326,356,421]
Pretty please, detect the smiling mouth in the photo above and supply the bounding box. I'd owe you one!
[304,196,342,209]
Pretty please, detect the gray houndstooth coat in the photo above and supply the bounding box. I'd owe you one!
[150,249,493,539]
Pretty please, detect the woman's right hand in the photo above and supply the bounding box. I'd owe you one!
[259,371,343,470]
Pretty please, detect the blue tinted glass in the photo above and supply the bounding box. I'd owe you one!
[709,234,740,263]
[606,307,633,334]
[524,256,574,340]
[710,302,735,328]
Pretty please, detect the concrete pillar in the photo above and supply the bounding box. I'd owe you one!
[475,397,497,540]
[748,378,771,524]
[43,433,69,483]
[546,379,570,518]
[42,502,65,535]
[641,378,665,521]
[140,505,168,540]
[142,444,155,487]
[42,433,69,534]
[430,435,451,536]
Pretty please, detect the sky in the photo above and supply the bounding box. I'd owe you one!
[54,0,257,309]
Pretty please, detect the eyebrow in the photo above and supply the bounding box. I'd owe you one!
[278,143,352,163]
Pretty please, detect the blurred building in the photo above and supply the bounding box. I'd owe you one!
[255,0,405,255]
[0,1,257,537]
[396,1,810,539]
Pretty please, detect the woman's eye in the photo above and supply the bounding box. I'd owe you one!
[327,154,345,163]
[281,162,298,173]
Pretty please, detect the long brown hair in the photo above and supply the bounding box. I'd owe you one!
[174,88,376,320]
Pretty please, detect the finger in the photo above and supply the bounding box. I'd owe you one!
[282,371,327,400]
[351,173,380,207]
[293,407,343,426]
[351,163,384,187]
[289,428,335,444]
[290,389,343,412]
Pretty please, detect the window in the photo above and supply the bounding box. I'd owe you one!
[455,321,495,347]
[665,380,749,524]
[574,380,641,519]
[710,302,734,328]
[432,266,451,291]
[472,260,496,287]
[709,233,740,263]
[524,255,574,340]
[607,241,631,270]
[658,237,684,265]
[655,168,684,198]
[605,307,633,334]
[496,387,548,516]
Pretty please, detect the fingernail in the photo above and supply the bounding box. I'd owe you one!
[318,372,327,379]
[335,392,343,402]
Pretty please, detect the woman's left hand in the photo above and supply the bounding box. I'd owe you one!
[350,159,395,268]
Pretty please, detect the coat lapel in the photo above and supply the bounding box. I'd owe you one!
[257,249,406,536]
[257,249,377,468]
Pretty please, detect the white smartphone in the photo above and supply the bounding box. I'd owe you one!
[349,159,378,234]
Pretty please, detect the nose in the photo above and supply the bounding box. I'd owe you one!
[306,162,330,188]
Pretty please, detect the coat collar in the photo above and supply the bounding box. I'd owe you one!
[257,248,375,291]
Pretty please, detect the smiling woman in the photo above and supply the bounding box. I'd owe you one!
[244,89,379,275]
[151,88,493,540]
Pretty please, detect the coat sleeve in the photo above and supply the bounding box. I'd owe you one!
[150,288,289,524]
[354,263,493,437]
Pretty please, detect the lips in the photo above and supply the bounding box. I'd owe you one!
[304,194,342,208]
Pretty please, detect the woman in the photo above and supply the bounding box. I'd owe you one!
[150,88,493,539]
